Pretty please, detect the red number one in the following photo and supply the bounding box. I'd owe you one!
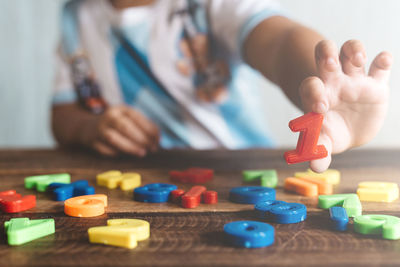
[284,112,328,164]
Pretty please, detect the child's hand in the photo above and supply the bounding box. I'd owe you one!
[90,106,160,157]
[299,40,393,172]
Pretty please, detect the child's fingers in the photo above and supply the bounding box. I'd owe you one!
[109,115,154,151]
[102,128,147,157]
[92,141,118,157]
[315,40,341,81]
[339,40,366,76]
[368,51,393,83]
[309,133,333,173]
[299,76,329,113]
[123,108,160,145]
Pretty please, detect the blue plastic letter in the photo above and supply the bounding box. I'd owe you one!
[48,180,95,201]
[134,183,177,203]
[329,207,349,231]
[224,221,274,248]
[229,186,276,204]
[254,201,307,224]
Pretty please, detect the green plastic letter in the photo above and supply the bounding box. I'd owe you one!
[318,194,362,217]
[242,170,278,188]
[25,173,71,192]
[354,214,400,240]
[5,218,55,245]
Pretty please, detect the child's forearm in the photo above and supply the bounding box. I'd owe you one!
[243,16,323,110]
[52,104,99,147]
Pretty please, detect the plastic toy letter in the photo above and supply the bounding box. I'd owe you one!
[284,177,319,197]
[284,112,328,164]
[25,173,71,192]
[357,181,399,202]
[134,183,177,203]
[5,218,55,245]
[97,171,141,191]
[295,169,340,185]
[329,207,349,231]
[169,168,214,184]
[119,173,141,191]
[318,194,362,217]
[254,200,307,224]
[296,176,333,195]
[96,170,122,189]
[88,219,150,249]
[229,186,276,204]
[224,221,274,248]
[182,186,207,208]
[203,191,218,204]
[354,214,400,240]
[242,170,278,188]
[64,194,107,217]
[48,180,95,201]
[0,190,36,213]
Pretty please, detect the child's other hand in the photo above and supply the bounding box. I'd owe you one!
[91,105,160,157]
[299,40,393,172]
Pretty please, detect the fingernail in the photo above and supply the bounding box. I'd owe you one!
[381,54,393,68]
[354,52,365,65]
[318,103,327,112]
[326,58,336,66]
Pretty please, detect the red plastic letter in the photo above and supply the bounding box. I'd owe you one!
[0,190,36,213]
[170,189,185,203]
[202,191,218,204]
[169,168,214,184]
[284,112,327,164]
[182,186,207,208]
[169,171,187,183]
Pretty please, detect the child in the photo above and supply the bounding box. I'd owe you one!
[52,0,392,173]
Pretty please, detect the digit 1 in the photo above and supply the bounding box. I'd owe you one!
[284,112,327,164]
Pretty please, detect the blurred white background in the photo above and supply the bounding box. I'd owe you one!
[0,0,399,148]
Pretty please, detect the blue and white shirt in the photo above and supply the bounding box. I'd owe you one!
[53,0,283,149]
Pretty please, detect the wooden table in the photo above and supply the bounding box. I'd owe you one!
[0,148,399,267]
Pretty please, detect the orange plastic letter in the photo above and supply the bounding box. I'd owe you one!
[284,177,319,197]
[296,176,333,195]
[64,194,107,217]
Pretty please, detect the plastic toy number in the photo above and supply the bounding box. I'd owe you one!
[48,180,95,201]
[0,190,36,213]
[5,218,55,245]
[25,173,71,192]
[64,194,107,217]
[224,221,274,248]
[255,200,307,224]
[318,194,362,217]
[354,214,400,240]
[229,186,276,204]
[284,112,328,164]
[88,219,150,249]
[329,207,349,231]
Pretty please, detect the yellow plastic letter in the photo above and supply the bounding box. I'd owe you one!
[88,219,150,249]
[295,169,340,185]
[357,181,399,202]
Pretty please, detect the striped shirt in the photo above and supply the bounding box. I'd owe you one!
[53,0,283,149]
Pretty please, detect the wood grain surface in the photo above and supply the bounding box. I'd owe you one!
[0,148,399,267]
